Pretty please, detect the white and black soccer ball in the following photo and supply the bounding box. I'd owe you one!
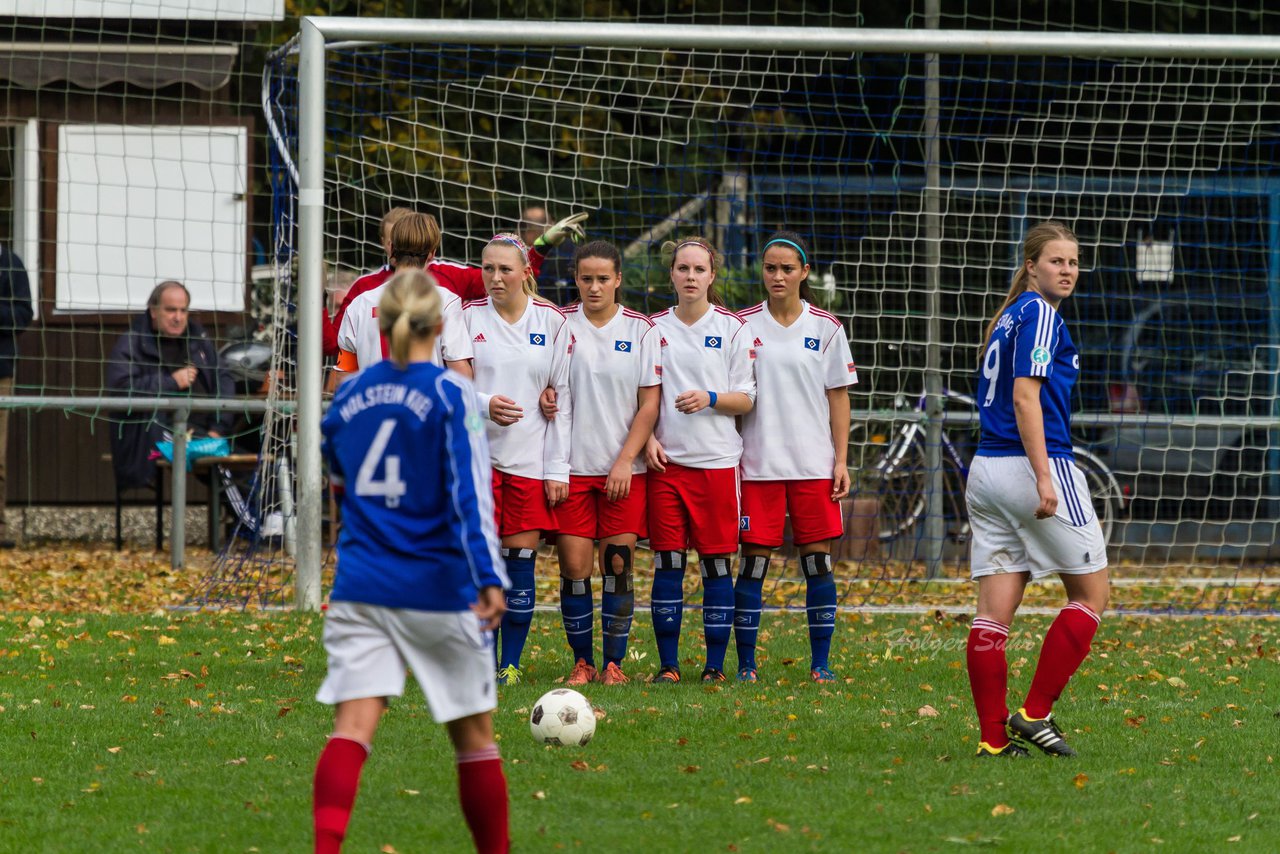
[529,688,596,746]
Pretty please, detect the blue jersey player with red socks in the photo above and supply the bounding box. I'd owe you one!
[966,221,1110,758]
[313,268,511,852]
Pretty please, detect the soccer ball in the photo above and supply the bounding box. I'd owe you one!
[529,688,596,746]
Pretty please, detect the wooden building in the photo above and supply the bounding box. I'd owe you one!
[0,0,281,506]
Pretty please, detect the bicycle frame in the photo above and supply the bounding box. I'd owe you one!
[861,387,1127,545]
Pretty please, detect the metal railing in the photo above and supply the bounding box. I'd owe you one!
[0,396,287,569]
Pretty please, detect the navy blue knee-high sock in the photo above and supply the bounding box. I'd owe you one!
[700,556,734,672]
[499,548,537,671]
[559,576,594,665]
[801,552,837,670]
[601,544,635,668]
[650,551,686,670]
[734,554,770,671]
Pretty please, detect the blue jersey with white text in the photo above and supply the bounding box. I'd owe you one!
[976,290,1078,459]
[321,360,507,611]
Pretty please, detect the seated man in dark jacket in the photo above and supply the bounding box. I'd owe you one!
[106,281,235,491]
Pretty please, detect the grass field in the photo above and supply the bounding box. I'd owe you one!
[0,550,1278,852]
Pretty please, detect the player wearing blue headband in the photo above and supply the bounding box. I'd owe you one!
[735,230,856,684]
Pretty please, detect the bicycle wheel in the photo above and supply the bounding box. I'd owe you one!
[858,432,968,544]
[1072,447,1122,547]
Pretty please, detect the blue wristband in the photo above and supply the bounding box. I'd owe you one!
[707,390,718,409]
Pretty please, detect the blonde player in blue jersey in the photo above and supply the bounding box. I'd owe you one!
[556,240,661,686]
[314,269,510,853]
[966,220,1109,759]
[736,231,856,684]
[646,236,756,683]
[465,233,573,685]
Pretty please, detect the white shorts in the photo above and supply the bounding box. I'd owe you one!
[965,455,1108,580]
[316,601,497,724]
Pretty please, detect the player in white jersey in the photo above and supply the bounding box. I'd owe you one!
[334,213,473,379]
[464,232,572,685]
[736,231,857,685]
[645,236,756,684]
[554,241,660,687]
[313,270,510,854]
[966,221,1109,759]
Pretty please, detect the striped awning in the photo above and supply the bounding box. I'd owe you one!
[0,42,238,91]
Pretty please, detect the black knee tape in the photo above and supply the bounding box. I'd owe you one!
[801,552,833,579]
[604,544,632,574]
[740,554,769,582]
[602,544,633,594]
[654,550,686,572]
[560,577,589,596]
[502,547,536,560]
[699,556,731,580]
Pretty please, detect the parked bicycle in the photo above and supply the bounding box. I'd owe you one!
[850,388,1126,548]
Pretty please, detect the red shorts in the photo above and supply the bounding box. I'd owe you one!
[740,479,843,548]
[492,469,558,537]
[647,463,739,555]
[557,473,648,540]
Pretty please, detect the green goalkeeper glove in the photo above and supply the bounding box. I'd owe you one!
[533,212,589,251]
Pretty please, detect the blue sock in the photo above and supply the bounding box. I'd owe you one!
[499,548,536,670]
[734,554,769,671]
[700,556,734,672]
[650,551,686,669]
[601,544,634,667]
[802,552,837,670]
[560,576,594,666]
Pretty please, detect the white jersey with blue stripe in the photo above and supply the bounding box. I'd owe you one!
[321,360,507,612]
[976,290,1078,459]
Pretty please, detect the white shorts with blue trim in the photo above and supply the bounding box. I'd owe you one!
[965,455,1108,580]
[317,601,496,723]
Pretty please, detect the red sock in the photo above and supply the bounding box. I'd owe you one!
[1023,602,1101,719]
[457,745,509,854]
[967,618,1011,747]
[313,736,370,854]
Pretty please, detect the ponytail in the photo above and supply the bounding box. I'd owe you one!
[981,220,1079,357]
[378,268,443,367]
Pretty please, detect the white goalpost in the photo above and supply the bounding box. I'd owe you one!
[285,20,1280,612]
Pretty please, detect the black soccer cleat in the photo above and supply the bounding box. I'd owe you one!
[1007,708,1077,756]
[974,740,1031,758]
[700,667,727,683]
[650,666,682,685]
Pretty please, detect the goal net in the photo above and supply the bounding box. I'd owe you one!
[266,26,1280,614]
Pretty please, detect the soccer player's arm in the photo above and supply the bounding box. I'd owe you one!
[527,245,547,282]
[439,297,475,378]
[334,277,371,333]
[320,407,346,503]
[442,265,489,302]
[321,310,340,358]
[823,326,857,500]
[606,327,661,500]
[710,320,756,415]
[333,308,360,379]
[442,379,507,596]
[542,319,573,501]
[1011,307,1056,519]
